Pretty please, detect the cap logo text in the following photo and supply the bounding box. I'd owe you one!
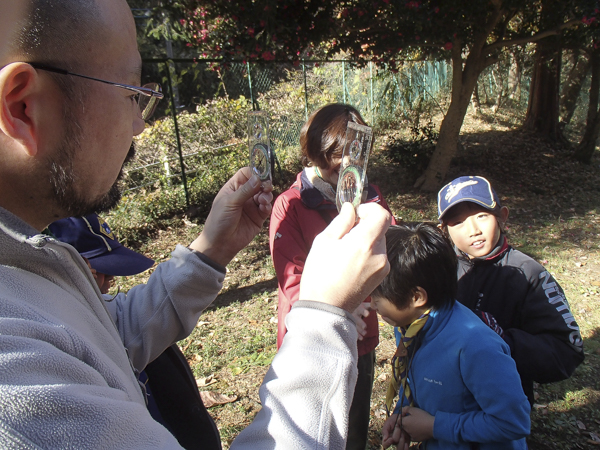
[445,180,478,202]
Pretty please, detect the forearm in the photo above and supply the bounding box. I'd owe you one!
[107,245,225,370]
[505,328,584,383]
[231,302,359,449]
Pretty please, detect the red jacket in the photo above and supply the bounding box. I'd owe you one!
[269,170,395,355]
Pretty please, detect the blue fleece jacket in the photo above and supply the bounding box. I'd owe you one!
[393,301,530,449]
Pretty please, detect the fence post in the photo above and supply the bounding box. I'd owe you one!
[342,60,347,104]
[247,61,256,110]
[164,61,190,208]
[302,59,309,120]
[369,61,374,125]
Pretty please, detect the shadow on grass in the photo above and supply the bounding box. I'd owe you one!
[210,277,278,310]
[528,329,600,449]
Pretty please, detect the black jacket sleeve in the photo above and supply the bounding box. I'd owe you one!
[503,258,584,384]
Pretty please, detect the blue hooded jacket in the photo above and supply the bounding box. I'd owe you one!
[393,301,530,449]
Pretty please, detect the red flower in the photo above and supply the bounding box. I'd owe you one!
[262,51,275,61]
[444,42,453,50]
[583,16,597,25]
[248,27,255,37]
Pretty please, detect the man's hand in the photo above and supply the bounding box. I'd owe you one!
[190,167,273,267]
[400,406,434,443]
[299,202,390,313]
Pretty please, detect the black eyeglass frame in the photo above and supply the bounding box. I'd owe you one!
[28,63,164,120]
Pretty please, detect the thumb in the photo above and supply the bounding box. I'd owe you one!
[322,202,356,240]
[229,173,262,207]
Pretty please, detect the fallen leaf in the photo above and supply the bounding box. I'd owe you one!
[591,432,600,442]
[577,420,586,430]
[200,391,237,408]
[373,409,387,419]
[196,375,217,387]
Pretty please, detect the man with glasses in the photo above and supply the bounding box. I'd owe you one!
[0,0,390,448]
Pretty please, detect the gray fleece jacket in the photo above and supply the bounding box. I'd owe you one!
[0,207,359,449]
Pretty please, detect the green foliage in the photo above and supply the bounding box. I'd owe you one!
[108,96,251,243]
[384,120,438,180]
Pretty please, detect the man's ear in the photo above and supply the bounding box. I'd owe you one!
[413,286,428,308]
[0,63,40,156]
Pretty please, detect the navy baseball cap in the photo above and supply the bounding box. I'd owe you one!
[437,176,501,221]
[48,214,155,276]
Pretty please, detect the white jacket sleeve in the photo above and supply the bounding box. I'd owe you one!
[231,301,359,450]
[105,245,225,371]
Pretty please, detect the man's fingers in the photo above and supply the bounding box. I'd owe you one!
[321,202,356,240]
[229,172,261,207]
[354,202,392,238]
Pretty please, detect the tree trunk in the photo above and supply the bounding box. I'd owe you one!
[508,50,523,102]
[574,49,600,163]
[492,67,503,113]
[471,81,481,115]
[414,49,483,191]
[522,38,561,140]
[560,50,590,129]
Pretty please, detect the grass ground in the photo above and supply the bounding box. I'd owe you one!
[120,107,600,449]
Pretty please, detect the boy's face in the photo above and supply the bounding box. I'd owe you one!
[443,202,504,258]
[370,292,425,328]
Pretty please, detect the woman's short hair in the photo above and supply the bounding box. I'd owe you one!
[375,223,457,311]
[299,103,367,169]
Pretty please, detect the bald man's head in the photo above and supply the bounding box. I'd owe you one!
[0,1,27,62]
[4,0,102,71]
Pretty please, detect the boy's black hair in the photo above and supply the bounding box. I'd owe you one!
[375,223,457,311]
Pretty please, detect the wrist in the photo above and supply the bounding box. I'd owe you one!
[189,234,233,267]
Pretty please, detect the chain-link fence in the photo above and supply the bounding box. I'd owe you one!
[128,58,454,206]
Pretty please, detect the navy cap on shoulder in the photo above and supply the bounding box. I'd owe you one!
[437,176,501,221]
[48,214,155,276]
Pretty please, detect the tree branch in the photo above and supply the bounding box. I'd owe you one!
[486,18,581,53]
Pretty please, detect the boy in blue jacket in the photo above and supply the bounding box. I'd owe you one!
[437,176,584,405]
[372,223,530,450]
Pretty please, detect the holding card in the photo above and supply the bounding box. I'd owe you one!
[336,122,373,212]
[248,111,273,183]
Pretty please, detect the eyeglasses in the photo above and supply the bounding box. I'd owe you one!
[28,63,164,120]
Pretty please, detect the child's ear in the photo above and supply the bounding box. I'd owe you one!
[499,206,509,224]
[413,287,428,307]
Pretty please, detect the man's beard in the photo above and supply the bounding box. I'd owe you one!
[48,117,136,217]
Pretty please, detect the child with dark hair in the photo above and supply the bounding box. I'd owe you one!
[437,176,584,406]
[372,223,530,450]
[270,103,395,449]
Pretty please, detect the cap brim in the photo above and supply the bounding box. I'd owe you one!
[439,197,498,220]
[87,246,155,276]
